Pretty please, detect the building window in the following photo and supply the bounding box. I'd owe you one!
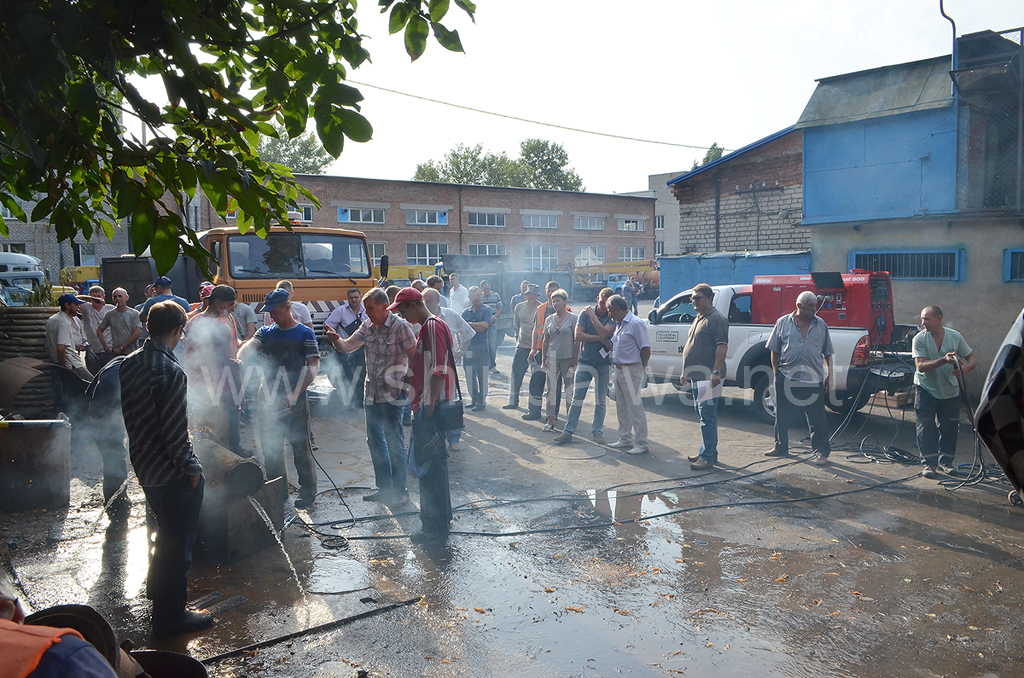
[74,243,97,267]
[1,243,27,253]
[467,212,505,227]
[618,218,646,232]
[468,243,506,256]
[1,204,13,220]
[620,246,646,262]
[525,245,558,271]
[407,243,448,265]
[655,241,665,257]
[574,245,605,267]
[1005,249,1024,282]
[225,210,238,219]
[523,214,558,229]
[338,207,385,225]
[655,215,665,231]
[293,205,314,223]
[406,210,448,226]
[369,243,386,267]
[850,250,965,281]
[574,216,605,231]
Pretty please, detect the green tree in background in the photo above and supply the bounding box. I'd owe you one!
[0,0,475,273]
[414,139,584,191]
[258,124,335,175]
[691,142,724,171]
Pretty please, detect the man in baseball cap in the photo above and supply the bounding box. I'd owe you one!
[387,286,423,311]
[45,294,93,381]
[140,275,189,323]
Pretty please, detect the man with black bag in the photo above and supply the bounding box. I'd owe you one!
[391,287,459,543]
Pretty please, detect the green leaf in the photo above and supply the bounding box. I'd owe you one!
[314,106,345,157]
[405,15,429,61]
[282,96,310,139]
[316,82,364,108]
[389,2,412,34]
[130,201,157,255]
[428,0,450,22]
[337,109,373,143]
[431,22,463,52]
[150,218,181,275]
[454,0,476,20]
[0,194,27,222]
[265,70,290,104]
[30,198,53,222]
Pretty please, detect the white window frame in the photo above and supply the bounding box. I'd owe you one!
[406,210,449,226]
[1,204,14,220]
[407,243,448,266]
[574,245,605,267]
[655,215,665,231]
[1,243,27,253]
[295,205,314,223]
[338,207,385,225]
[525,244,558,271]
[655,241,665,257]
[75,243,97,267]
[468,243,507,257]
[523,214,558,229]
[467,212,506,227]
[574,216,606,231]
[369,242,386,267]
[619,246,646,262]
[618,218,646,232]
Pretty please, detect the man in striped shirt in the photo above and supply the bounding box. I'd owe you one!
[119,300,211,636]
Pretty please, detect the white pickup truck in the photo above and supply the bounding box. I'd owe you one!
[644,284,913,422]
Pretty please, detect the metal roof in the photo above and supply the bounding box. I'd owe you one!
[666,126,796,186]
[795,55,953,129]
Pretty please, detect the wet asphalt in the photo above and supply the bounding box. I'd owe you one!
[3,300,1024,677]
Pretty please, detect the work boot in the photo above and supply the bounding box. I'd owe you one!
[592,433,607,445]
[764,448,790,457]
[690,458,715,470]
[153,610,214,636]
[812,455,830,466]
[553,432,573,445]
[363,491,389,503]
[922,466,938,479]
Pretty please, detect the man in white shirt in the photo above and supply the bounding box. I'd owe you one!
[448,272,470,312]
[45,293,93,382]
[81,285,115,374]
[262,280,313,328]
[324,288,367,408]
[607,294,650,456]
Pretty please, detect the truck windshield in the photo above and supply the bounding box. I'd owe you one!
[227,233,371,279]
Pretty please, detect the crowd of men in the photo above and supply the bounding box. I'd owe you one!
[39,271,977,638]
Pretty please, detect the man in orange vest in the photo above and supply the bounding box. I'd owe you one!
[1,592,117,677]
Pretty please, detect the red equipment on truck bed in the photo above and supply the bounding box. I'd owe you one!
[751,270,895,346]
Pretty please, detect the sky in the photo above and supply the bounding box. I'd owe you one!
[319,0,1024,194]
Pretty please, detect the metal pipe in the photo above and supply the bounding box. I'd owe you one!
[0,420,70,428]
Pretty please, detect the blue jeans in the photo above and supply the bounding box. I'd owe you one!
[364,401,408,495]
[563,362,610,435]
[915,388,959,468]
[691,385,719,462]
[465,346,489,407]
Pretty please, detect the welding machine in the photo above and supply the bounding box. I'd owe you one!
[751,270,895,346]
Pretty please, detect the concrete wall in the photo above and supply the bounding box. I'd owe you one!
[803,106,958,224]
[648,170,687,258]
[671,130,807,253]
[812,216,1021,399]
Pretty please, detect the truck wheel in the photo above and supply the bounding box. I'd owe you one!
[825,392,870,415]
[751,376,777,424]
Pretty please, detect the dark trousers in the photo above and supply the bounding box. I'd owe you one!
[508,347,532,406]
[915,389,960,468]
[143,474,204,628]
[773,374,831,457]
[258,397,317,500]
[86,351,113,376]
[465,346,488,407]
[90,415,129,519]
[412,411,452,534]
[341,349,366,407]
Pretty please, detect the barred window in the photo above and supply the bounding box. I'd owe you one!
[851,250,964,281]
[467,212,505,227]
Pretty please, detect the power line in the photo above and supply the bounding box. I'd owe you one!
[348,79,730,152]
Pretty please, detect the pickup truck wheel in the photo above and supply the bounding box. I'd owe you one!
[825,392,870,415]
[751,376,777,424]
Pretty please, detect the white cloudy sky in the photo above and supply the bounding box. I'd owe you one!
[323,0,1024,194]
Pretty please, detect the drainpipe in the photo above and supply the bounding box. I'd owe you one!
[714,178,721,252]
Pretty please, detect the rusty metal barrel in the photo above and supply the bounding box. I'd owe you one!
[193,439,266,498]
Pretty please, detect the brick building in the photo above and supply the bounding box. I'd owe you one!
[667,127,807,253]
[201,176,656,273]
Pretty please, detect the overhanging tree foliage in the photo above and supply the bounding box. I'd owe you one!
[413,138,584,191]
[0,0,475,273]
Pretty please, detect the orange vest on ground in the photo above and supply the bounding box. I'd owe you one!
[0,618,87,678]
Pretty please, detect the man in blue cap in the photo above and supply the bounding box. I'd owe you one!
[139,276,189,324]
[238,289,321,509]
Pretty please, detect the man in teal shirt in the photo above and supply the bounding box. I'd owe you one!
[912,306,977,478]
